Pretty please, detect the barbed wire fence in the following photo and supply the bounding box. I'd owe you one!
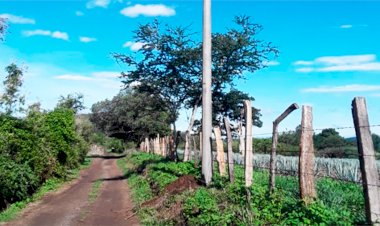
[140,97,379,224]
[186,97,380,225]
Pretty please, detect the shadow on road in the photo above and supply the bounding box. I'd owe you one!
[87,154,127,159]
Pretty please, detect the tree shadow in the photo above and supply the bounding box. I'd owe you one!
[87,154,127,159]
[93,158,171,183]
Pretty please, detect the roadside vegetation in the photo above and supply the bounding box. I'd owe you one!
[118,152,366,225]
[0,63,92,221]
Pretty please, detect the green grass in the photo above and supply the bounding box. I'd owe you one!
[117,152,367,225]
[0,157,93,222]
[116,157,153,204]
[88,180,103,203]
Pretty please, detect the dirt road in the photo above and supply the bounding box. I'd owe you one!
[4,153,139,226]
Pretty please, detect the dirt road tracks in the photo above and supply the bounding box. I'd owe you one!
[3,151,139,226]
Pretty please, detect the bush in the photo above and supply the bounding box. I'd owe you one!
[0,108,89,210]
[0,156,39,209]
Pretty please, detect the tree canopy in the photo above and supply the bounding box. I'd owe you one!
[56,93,85,114]
[90,89,172,143]
[0,63,25,115]
[314,128,347,150]
[114,15,278,129]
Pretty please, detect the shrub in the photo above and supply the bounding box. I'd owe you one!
[0,156,38,209]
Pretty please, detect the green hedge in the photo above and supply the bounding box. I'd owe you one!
[0,108,88,210]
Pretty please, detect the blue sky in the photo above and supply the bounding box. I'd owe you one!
[1,0,380,137]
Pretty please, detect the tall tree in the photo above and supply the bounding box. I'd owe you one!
[115,16,278,161]
[0,63,25,115]
[114,20,201,130]
[56,93,85,114]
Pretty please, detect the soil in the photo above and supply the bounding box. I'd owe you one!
[141,175,199,221]
[2,150,139,226]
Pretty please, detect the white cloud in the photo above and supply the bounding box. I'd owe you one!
[123,41,145,51]
[120,4,175,18]
[22,29,69,41]
[340,24,353,29]
[315,54,375,65]
[302,84,380,93]
[296,67,314,73]
[76,11,84,16]
[317,63,380,72]
[92,71,120,78]
[294,54,380,73]
[56,74,94,81]
[86,0,111,8]
[293,60,314,66]
[264,61,280,66]
[339,24,368,29]
[0,13,35,24]
[23,29,50,36]
[52,31,69,40]
[79,36,97,43]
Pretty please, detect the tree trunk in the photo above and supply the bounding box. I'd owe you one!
[184,103,199,161]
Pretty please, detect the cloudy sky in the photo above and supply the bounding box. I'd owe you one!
[1,0,380,137]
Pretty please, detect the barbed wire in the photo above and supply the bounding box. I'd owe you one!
[229,162,380,188]
[247,123,380,137]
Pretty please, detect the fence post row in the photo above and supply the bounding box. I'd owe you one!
[352,97,380,225]
[299,105,317,204]
[269,103,299,194]
[244,100,253,187]
[214,126,226,176]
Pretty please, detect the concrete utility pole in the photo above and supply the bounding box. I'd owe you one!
[201,0,213,185]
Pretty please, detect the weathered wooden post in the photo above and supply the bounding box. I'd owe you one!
[269,103,299,193]
[184,103,199,162]
[214,126,226,176]
[224,117,234,182]
[160,137,166,157]
[145,137,149,153]
[239,109,245,161]
[169,134,175,160]
[195,132,203,168]
[244,100,253,187]
[352,97,380,224]
[156,134,160,155]
[191,135,196,161]
[299,105,316,204]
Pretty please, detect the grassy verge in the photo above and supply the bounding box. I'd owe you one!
[0,157,92,222]
[117,152,367,225]
[88,180,103,204]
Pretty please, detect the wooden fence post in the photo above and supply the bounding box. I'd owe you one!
[192,135,196,162]
[352,97,380,224]
[224,117,234,183]
[299,105,316,204]
[155,134,160,155]
[196,132,202,168]
[244,100,253,187]
[214,126,226,176]
[269,103,299,193]
[140,142,144,152]
[145,137,149,153]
